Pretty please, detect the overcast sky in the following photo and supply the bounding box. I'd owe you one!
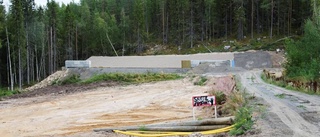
[3,0,80,8]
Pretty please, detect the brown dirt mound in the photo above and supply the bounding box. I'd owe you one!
[25,70,70,91]
[206,75,236,95]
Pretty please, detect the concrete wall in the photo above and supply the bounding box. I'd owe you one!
[87,53,234,68]
[65,60,91,68]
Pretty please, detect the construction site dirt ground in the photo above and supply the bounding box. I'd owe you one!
[0,78,219,137]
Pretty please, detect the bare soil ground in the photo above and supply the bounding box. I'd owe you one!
[0,78,218,137]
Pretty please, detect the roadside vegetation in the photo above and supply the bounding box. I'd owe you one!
[53,73,183,85]
[0,88,19,98]
[193,76,208,86]
[208,77,255,136]
[227,87,255,135]
[261,18,320,95]
[261,73,320,95]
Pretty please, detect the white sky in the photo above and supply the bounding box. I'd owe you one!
[3,0,80,8]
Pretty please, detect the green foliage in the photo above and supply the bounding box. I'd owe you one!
[261,72,320,95]
[285,19,320,82]
[52,74,81,85]
[297,105,306,110]
[209,91,226,105]
[138,125,147,131]
[0,88,19,97]
[82,73,182,84]
[275,93,285,99]
[223,91,246,115]
[230,107,254,135]
[194,76,208,86]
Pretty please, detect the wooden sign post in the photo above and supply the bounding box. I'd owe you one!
[192,95,216,120]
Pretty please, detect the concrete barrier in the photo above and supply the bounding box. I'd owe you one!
[65,60,91,68]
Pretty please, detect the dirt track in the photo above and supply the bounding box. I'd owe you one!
[239,71,320,137]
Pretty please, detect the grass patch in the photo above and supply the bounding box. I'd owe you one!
[138,125,147,131]
[297,105,306,110]
[226,76,255,136]
[209,91,226,105]
[261,73,320,95]
[82,73,182,84]
[53,74,81,85]
[275,93,285,99]
[230,107,254,135]
[194,76,207,86]
[0,88,20,98]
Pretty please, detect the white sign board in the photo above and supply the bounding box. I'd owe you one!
[192,95,215,107]
[192,95,217,120]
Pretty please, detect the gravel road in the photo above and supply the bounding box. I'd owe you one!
[238,70,320,137]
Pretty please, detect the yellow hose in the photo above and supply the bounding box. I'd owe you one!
[113,125,234,137]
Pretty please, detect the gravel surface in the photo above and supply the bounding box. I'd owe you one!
[238,70,320,137]
[234,51,272,69]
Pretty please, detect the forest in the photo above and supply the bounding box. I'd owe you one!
[0,0,315,89]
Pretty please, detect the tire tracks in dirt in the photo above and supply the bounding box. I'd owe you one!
[238,70,320,137]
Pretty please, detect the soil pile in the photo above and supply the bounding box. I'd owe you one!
[25,70,69,91]
[206,75,236,95]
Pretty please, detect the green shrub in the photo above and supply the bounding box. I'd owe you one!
[194,76,207,86]
[209,91,226,105]
[0,88,19,97]
[53,74,81,85]
[275,93,285,99]
[230,107,254,135]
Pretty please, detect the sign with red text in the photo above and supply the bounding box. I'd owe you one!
[192,95,215,107]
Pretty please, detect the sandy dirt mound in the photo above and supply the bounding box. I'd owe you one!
[0,78,217,137]
[25,70,70,91]
[206,75,236,95]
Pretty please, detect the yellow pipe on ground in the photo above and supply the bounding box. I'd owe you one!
[113,125,234,137]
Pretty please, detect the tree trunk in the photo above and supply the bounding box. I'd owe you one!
[76,25,78,60]
[277,0,280,35]
[256,0,260,34]
[18,41,22,90]
[94,116,234,132]
[190,1,194,48]
[49,27,53,74]
[26,24,30,85]
[106,31,118,56]
[162,1,165,45]
[251,0,254,39]
[288,0,292,35]
[225,8,228,39]
[6,27,13,91]
[270,0,274,38]
[53,25,57,72]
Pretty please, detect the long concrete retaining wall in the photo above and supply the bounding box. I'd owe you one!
[87,53,234,68]
[65,51,275,76]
